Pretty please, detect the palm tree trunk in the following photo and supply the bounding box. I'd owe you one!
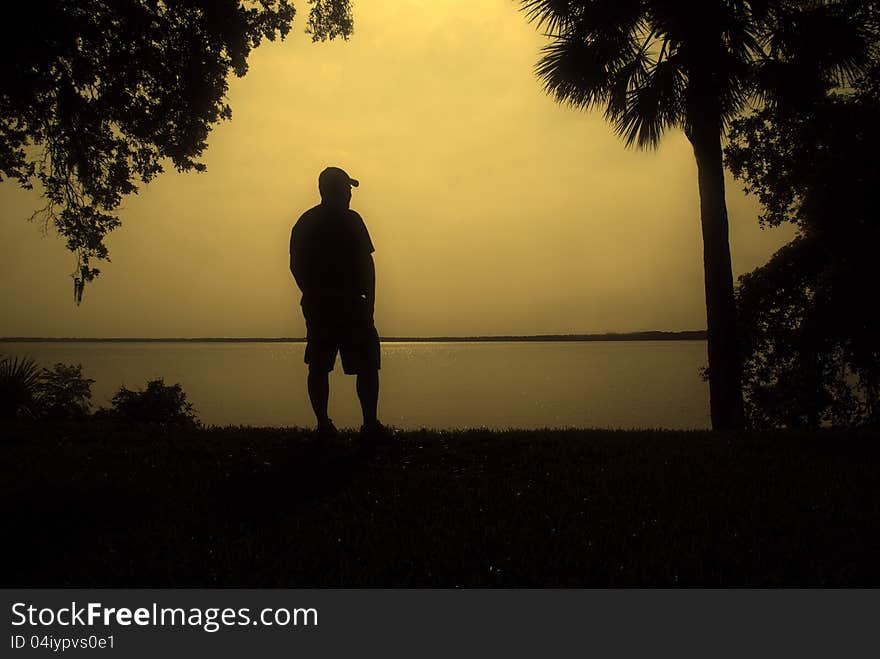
[689,114,745,430]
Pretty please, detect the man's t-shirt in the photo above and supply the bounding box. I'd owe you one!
[290,204,374,312]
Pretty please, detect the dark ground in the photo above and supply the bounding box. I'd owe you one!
[2,422,879,586]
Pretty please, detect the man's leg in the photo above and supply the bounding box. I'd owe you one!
[356,369,379,427]
[307,369,331,426]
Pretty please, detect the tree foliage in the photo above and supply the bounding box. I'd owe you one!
[0,0,353,302]
[0,356,94,420]
[0,355,43,420]
[519,0,874,429]
[726,48,880,428]
[520,0,871,148]
[106,378,199,426]
[38,362,95,419]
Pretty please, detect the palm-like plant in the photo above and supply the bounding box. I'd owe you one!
[0,355,42,420]
[520,0,872,429]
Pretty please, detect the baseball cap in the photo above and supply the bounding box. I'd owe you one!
[319,166,359,190]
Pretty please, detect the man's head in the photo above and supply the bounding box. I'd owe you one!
[319,166,359,209]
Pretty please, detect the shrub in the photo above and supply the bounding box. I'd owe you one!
[106,378,199,426]
[0,355,42,420]
[736,237,879,429]
[39,363,95,419]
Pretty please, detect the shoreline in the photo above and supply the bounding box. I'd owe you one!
[0,330,707,343]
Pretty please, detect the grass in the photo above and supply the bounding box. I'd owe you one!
[2,422,879,586]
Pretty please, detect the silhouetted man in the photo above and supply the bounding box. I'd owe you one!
[290,166,386,440]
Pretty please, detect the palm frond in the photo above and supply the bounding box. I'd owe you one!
[521,0,645,36]
[716,47,763,124]
[520,0,579,34]
[611,56,686,149]
[0,355,41,389]
[0,354,43,420]
[765,1,873,86]
[536,28,640,110]
[522,0,876,150]
[722,2,768,64]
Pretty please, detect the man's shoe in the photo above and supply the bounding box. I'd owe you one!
[316,418,339,440]
[359,421,393,444]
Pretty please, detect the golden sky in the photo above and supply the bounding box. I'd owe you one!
[0,0,795,338]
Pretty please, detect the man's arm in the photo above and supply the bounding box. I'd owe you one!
[289,226,309,294]
[364,253,376,313]
[354,212,376,313]
[290,251,304,290]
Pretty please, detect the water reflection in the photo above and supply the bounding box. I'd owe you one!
[0,341,710,429]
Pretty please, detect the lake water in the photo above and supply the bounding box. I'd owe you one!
[0,341,711,429]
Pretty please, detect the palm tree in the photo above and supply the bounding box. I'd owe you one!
[520,0,872,429]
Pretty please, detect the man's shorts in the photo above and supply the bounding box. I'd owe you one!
[303,300,381,375]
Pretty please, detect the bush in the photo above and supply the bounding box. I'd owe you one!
[1,356,95,421]
[1,358,201,427]
[0,355,42,420]
[105,378,199,427]
[39,363,95,419]
[736,237,879,429]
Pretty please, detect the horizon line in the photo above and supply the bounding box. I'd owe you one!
[0,330,707,343]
